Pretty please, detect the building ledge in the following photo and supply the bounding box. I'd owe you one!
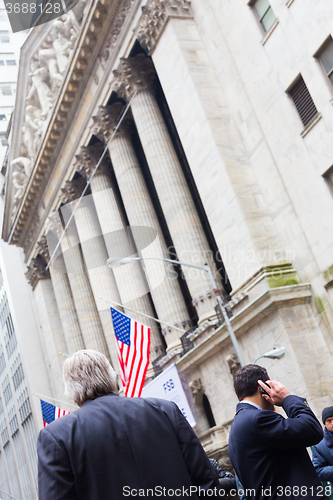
[261,19,279,46]
[176,283,312,371]
[199,421,233,458]
[301,113,322,138]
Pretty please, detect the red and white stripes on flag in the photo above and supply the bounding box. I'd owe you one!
[110,307,150,398]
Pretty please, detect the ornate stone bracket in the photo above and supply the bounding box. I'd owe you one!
[37,235,50,263]
[91,102,132,143]
[60,176,87,205]
[226,352,241,378]
[112,54,156,101]
[74,143,112,180]
[134,0,193,54]
[25,255,50,290]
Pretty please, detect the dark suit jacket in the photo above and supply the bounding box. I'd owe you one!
[37,393,220,500]
[312,435,333,482]
[228,396,325,500]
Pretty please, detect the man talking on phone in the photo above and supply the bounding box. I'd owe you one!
[228,364,327,500]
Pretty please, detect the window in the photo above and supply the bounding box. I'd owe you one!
[0,84,16,96]
[0,9,7,22]
[324,166,333,196]
[287,75,319,127]
[0,54,17,66]
[316,37,333,87]
[0,107,12,121]
[0,85,12,96]
[251,0,276,32]
[0,31,10,43]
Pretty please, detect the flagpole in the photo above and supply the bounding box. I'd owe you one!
[31,392,77,409]
[0,487,21,500]
[100,296,186,333]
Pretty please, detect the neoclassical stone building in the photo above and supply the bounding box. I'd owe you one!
[2,0,333,467]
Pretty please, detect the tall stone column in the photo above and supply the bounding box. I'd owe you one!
[37,235,85,354]
[91,106,191,350]
[74,146,165,361]
[60,175,122,368]
[51,189,110,359]
[112,55,222,323]
[25,255,67,399]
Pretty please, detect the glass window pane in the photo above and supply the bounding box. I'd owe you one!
[0,115,6,121]
[254,0,270,19]
[320,41,333,75]
[0,35,10,43]
[261,7,276,32]
[1,86,12,96]
[0,61,4,66]
[6,60,16,66]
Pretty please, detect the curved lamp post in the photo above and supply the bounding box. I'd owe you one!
[107,256,245,367]
[252,346,286,365]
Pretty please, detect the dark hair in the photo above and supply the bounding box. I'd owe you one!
[233,364,270,401]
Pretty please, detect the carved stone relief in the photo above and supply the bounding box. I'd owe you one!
[10,4,86,219]
[134,0,192,53]
[226,353,241,378]
[100,0,136,69]
[25,254,50,290]
[74,143,112,180]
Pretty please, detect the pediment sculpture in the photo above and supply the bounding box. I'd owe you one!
[10,1,88,219]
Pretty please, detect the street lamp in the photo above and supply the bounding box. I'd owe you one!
[252,346,286,365]
[107,255,245,367]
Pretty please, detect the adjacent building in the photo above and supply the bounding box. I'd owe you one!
[1,0,333,475]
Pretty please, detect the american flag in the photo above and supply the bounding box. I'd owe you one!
[40,400,70,427]
[110,307,150,398]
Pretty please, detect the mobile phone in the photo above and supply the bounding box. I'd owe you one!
[259,382,271,396]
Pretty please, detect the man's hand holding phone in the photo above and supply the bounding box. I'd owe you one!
[258,380,291,406]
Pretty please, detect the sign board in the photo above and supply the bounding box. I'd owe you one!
[142,364,196,427]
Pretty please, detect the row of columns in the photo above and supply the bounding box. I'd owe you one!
[28,53,224,377]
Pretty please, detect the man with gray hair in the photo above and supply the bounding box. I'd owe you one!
[37,349,223,500]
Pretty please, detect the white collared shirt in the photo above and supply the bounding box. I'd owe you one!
[240,400,263,411]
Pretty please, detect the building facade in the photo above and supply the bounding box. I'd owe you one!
[0,0,27,168]
[2,0,333,472]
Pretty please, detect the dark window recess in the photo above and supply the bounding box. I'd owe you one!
[288,76,318,127]
[131,123,199,327]
[18,389,32,425]
[12,363,24,390]
[252,0,276,33]
[203,394,216,428]
[1,426,9,446]
[0,345,5,375]
[154,68,232,295]
[323,166,333,197]
[9,414,19,437]
[316,37,333,86]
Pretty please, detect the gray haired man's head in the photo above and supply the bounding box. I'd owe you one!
[63,350,117,407]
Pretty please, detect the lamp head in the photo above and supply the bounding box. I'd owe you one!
[263,347,286,360]
[106,257,139,268]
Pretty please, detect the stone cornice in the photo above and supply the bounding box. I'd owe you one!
[112,54,156,101]
[3,0,138,257]
[134,0,192,54]
[74,143,112,179]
